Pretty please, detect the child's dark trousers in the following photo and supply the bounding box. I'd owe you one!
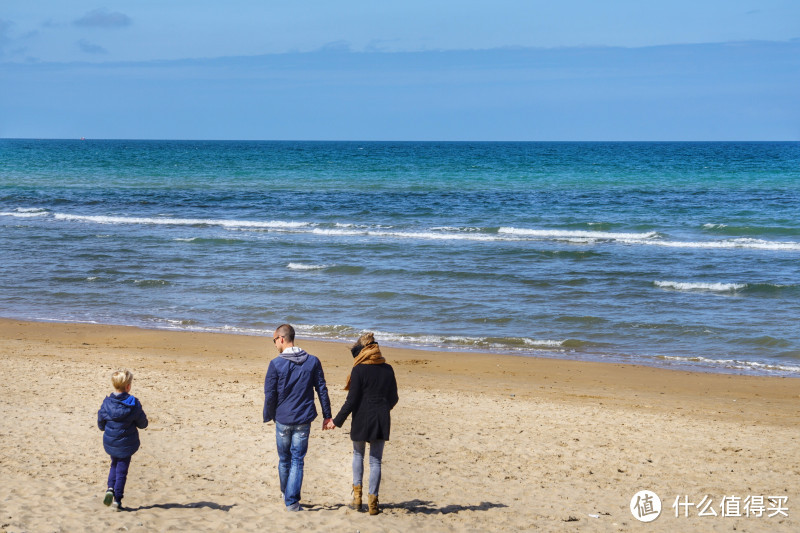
[107,456,132,501]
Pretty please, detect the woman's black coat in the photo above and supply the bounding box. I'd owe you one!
[333,363,398,442]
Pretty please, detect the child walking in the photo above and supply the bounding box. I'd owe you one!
[97,370,148,511]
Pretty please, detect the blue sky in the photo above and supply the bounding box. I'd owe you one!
[1,1,799,140]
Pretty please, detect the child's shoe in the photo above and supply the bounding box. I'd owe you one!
[112,500,124,512]
[103,489,114,506]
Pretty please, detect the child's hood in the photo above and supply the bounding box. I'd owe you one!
[104,392,138,420]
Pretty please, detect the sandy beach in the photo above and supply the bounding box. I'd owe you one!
[0,318,798,532]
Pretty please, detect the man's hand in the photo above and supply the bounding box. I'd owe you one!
[323,418,336,430]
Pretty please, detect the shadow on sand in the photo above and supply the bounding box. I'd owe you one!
[311,500,507,515]
[126,499,505,515]
[127,501,237,512]
[382,499,507,515]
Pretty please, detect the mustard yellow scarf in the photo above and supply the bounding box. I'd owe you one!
[344,342,385,390]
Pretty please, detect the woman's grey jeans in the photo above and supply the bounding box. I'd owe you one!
[352,440,385,495]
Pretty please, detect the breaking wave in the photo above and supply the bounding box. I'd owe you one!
[655,281,746,292]
[287,263,328,271]
[53,213,310,229]
[498,227,658,240]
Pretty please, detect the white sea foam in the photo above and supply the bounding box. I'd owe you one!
[657,355,800,375]
[294,324,360,338]
[430,226,482,232]
[655,281,746,292]
[498,227,658,240]
[287,263,328,271]
[497,228,800,251]
[623,238,800,251]
[132,279,169,286]
[53,213,310,229]
[310,228,502,241]
[159,318,200,327]
[0,209,48,218]
[522,338,565,347]
[164,323,275,336]
[296,227,800,250]
[377,230,499,241]
[366,329,566,351]
[333,222,376,229]
[310,228,363,237]
[38,212,800,251]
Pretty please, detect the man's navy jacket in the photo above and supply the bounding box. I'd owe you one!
[263,347,332,425]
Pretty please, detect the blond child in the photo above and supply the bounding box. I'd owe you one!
[97,370,148,511]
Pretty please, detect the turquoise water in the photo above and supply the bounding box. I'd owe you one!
[2,139,799,375]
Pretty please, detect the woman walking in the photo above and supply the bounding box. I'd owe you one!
[328,332,398,515]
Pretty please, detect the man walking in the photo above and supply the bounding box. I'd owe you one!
[263,323,333,511]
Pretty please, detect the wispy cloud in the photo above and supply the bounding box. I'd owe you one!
[77,39,107,54]
[0,19,14,55]
[74,9,132,29]
[316,40,352,53]
[365,38,402,53]
[42,18,65,29]
[0,20,40,60]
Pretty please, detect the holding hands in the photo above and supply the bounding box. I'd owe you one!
[323,418,337,430]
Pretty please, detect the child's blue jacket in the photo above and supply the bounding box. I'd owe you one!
[97,392,148,458]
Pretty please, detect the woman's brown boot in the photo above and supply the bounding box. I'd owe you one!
[368,493,379,515]
[350,485,363,511]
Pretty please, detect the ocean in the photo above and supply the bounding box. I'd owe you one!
[1,139,799,375]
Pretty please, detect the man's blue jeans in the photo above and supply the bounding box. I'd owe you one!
[275,422,310,509]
